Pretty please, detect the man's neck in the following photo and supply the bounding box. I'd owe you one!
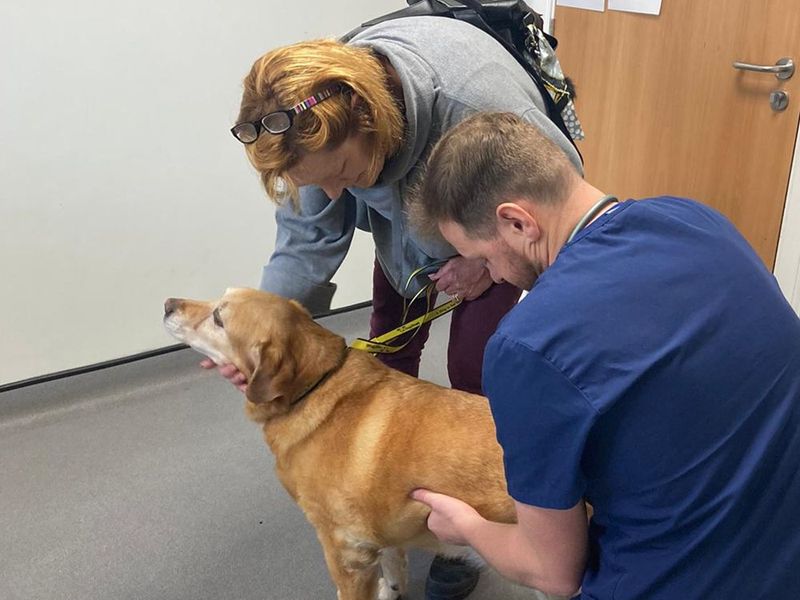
[541,182,610,267]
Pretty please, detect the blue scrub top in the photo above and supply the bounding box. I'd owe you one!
[484,197,800,599]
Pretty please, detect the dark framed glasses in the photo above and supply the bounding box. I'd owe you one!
[230,85,342,144]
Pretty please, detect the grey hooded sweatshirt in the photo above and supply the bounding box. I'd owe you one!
[259,16,582,314]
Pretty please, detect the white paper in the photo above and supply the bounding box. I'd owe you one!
[556,0,605,12]
[607,0,662,15]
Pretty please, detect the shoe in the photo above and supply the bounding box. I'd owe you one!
[425,555,480,600]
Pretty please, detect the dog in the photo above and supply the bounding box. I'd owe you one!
[163,288,516,600]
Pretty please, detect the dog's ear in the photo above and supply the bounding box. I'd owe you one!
[245,339,299,405]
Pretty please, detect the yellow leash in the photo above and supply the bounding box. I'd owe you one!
[349,295,462,353]
[350,260,462,354]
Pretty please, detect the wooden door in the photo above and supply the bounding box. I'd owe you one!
[554,0,800,268]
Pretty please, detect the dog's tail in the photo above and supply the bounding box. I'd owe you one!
[437,545,486,569]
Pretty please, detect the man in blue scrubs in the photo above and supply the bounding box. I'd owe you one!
[410,112,800,599]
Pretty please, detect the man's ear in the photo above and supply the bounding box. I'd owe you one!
[496,202,540,244]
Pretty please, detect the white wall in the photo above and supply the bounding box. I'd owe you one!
[4,0,792,386]
[0,0,399,385]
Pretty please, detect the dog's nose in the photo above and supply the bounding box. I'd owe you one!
[164,298,181,317]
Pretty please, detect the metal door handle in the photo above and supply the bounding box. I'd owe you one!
[732,57,794,80]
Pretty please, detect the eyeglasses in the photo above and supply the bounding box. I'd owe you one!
[230,85,342,144]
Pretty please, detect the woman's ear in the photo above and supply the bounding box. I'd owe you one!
[350,91,368,114]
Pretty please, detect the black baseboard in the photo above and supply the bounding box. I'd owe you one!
[0,300,372,394]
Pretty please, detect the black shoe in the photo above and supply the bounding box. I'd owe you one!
[425,555,481,600]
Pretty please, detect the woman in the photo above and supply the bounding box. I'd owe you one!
[212,15,583,600]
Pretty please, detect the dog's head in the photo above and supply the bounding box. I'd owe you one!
[163,288,346,415]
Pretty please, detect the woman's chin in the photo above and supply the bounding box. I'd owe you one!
[351,172,369,189]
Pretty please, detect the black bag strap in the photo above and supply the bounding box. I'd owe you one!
[448,4,580,161]
[342,0,582,163]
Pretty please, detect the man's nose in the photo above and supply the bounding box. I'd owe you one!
[487,270,504,285]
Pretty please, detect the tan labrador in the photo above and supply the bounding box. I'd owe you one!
[163,288,515,600]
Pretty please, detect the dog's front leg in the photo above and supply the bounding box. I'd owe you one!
[317,529,382,600]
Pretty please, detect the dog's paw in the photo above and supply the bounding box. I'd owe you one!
[377,576,402,600]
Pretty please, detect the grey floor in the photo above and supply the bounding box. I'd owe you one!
[1,307,556,600]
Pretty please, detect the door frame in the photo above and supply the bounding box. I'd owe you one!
[535,0,556,33]
[775,118,800,313]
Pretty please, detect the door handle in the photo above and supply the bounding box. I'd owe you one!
[732,57,794,80]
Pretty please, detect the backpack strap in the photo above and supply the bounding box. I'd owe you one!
[447,2,582,163]
[341,0,583,164]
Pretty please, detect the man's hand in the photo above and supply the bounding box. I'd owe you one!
[429,256,493,301]
[200,358,248,392]
[412,489,588,596]
[411,488,484,545]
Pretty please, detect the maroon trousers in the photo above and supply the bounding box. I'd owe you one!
[369,260,522,395]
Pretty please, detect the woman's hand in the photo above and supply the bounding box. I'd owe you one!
[411,488,483,546]
[429,256,493,301]
[200,358,248,393]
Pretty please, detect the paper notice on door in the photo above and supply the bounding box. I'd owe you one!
[556,0,605,12]
[607,0,662,15]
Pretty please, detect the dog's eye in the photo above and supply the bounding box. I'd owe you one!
[212,308,224,328]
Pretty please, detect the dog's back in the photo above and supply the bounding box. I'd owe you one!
[263,348,515,552]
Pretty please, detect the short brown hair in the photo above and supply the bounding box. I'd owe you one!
[410,112,579,239]
[237,39,405,204]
